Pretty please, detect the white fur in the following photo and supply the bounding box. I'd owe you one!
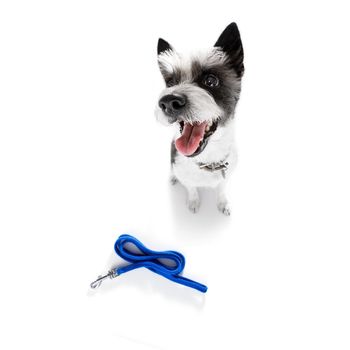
[156,48,239,215]
[171,118,237,215]
[172,119,237,187]
[156,83,223,125]
[158,47,230,79]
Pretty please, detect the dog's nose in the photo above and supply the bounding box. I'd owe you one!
[158,94,187,117]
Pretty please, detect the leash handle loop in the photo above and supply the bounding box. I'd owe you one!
[90,234,207,293]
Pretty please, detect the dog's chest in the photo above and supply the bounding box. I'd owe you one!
[172,141,237,188]
[173,157,224,187]
[171,121,237,188]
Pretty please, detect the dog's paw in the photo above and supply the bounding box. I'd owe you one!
[188,199,200,213]
[218,202,231,216]
[170,175,178,185]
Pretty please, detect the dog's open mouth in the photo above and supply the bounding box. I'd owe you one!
[175,120,218,157]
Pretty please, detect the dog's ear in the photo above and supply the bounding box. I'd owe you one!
[215,22,244,77]
[157,38,175,81]
[157,38,173,55]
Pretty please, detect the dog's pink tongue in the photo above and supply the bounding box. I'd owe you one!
[175,122,207,156]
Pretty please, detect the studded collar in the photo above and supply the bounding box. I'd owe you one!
[197,156,229,178]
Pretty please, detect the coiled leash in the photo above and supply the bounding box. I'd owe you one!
[90,234,208,293]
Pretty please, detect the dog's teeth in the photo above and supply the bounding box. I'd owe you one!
[205,125,210,131]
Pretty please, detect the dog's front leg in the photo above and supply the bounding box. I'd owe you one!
[186,186,200,213]
[216,182,230,216]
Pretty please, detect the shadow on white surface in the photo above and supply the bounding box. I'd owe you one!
[169,181,232,239]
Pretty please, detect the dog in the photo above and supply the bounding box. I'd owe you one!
[155,23,244,215]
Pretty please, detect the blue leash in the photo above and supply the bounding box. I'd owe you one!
[90,234,207,293]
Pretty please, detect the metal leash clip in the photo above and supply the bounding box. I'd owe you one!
[89,234,208,293]
[90,269,118,289]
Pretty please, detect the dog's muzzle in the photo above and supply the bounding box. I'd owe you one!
[158,94,187,123]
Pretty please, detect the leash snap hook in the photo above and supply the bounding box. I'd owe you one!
[90,269,117,289]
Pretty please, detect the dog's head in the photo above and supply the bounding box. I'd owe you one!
[155,23,244,157]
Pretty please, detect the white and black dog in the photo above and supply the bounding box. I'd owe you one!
[155,23,244,215]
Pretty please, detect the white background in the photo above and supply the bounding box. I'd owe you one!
[1,1,349,349]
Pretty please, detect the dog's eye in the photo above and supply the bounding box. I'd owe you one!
[203,74,219,87]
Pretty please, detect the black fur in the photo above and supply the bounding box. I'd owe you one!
[158,58,240,124]
[162,67,182,87]
[157,39,182,84]
[158,38,172,55]
[170,141,177,164]
[215,22,244,78]
[157,22,244,148]
[191,60,240,122]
